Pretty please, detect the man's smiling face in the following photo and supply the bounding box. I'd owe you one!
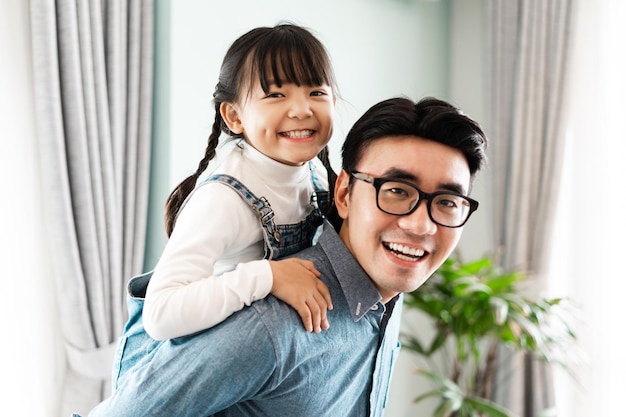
[335,135,472,302]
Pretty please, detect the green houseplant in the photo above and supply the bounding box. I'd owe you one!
[402,254,578,417]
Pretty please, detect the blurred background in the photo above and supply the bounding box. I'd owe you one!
[2,0,625,415]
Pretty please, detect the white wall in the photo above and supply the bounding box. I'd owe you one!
[449,0,491,261]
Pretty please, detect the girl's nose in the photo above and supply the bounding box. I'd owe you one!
[288,95,313,119]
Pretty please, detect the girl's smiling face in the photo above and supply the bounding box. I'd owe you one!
[221,79,335,166]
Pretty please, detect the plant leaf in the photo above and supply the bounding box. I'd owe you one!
[402,252,579,417]
[460,257,492,275]
[402,334,426,355]
[414,389,445,404]
[434,398,456,417]
[464,396,517,417]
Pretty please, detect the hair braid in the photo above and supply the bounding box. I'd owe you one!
[316,146,342,231]
[164,109,223,237]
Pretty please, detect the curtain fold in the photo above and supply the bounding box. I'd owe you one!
[29,1,154,415]
[485,0,578,416]
[548,1,626,415]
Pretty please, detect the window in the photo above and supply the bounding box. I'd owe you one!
[549,1,626,415]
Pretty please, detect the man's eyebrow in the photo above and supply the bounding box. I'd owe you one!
[380,167,416,180]
[380,168,468,195]
[439,182,467,195]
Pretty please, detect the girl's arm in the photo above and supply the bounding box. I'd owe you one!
[143,183,274,340]
[143,183,332,340]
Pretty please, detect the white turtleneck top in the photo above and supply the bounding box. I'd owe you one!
[143,142,328,340]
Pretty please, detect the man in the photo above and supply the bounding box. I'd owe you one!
[84,96,487,417]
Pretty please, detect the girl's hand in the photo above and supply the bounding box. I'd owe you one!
[269,258,333,333]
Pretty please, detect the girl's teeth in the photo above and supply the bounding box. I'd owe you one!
[284,130,313,138]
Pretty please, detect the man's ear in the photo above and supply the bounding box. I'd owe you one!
[335,170,351,220]
[220,102,243,134]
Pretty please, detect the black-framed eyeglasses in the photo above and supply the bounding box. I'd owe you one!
[350,172,479,228]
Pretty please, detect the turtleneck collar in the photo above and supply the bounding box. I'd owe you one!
[242,141,310,186]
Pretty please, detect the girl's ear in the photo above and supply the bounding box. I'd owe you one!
[335,169,351,220]
[220,102,243,134]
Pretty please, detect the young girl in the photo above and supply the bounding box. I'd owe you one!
[71,23,340,415]
[138,23,339,343]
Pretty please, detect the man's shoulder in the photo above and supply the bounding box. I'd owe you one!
[288,242,329,266]
[292,222,345,266]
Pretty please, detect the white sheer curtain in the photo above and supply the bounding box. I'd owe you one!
[549,0,626,415]
[29,1,154,415]
[485,0,578,415]
[0,1,63,415]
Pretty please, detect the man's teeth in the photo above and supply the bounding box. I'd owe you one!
[283,130,313,138]
[386,242,425,258]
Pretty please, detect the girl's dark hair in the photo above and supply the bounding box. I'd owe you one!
[342,97,487,180]
[164,23,339,236]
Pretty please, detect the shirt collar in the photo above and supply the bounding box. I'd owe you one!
[318,221,382,322]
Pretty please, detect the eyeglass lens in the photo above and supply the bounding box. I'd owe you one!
[377,180,471,227]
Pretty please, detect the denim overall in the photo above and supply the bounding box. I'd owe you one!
[110,170,329,391]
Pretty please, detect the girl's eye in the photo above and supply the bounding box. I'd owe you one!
[311,86,332,97]
[266,92,284,98]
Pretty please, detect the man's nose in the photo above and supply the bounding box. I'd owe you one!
[397,200,437,235]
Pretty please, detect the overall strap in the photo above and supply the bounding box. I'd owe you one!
[205,174,281,258]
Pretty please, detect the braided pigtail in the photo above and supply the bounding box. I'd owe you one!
[164,108,223,237]
[317,146,342,231]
